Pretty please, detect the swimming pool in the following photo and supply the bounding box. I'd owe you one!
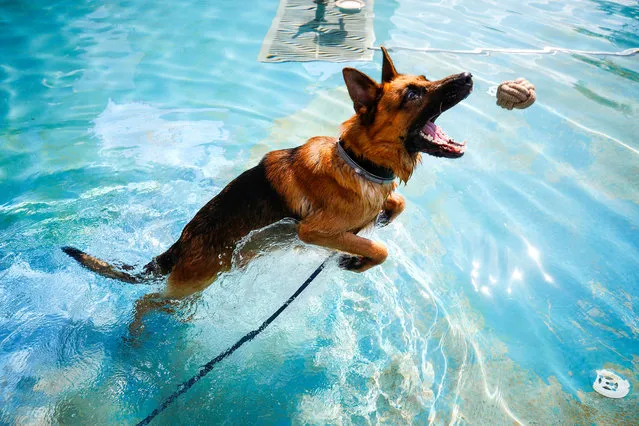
[1,0,638,423]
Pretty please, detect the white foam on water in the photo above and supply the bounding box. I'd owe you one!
[185,246,332,352]
[0,259,134,424]
[2,260,123,328]
[34,347,105,395]
[92,100,234,179]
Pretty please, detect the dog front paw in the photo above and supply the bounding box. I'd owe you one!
[375,211,392,228]
[338,254,367,271]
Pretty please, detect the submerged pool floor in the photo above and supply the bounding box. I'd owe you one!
[1,0,638,424]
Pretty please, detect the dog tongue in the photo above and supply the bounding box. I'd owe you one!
[423,121,448,141]
[421,120,467,157]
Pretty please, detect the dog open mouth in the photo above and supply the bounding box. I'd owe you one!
[405,72,473,159]
[419,118,466,158]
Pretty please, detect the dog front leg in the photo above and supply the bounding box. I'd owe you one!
[377,193,406,227]
[298,223,387,272]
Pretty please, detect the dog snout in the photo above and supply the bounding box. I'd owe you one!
[444,72,473,92]
[457,72,473,96]
[458,72,473,90]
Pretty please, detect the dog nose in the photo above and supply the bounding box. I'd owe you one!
[461,72,473,84]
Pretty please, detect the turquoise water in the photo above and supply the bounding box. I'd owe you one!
[1,0,638,423]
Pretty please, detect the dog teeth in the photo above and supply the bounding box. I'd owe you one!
[420,131,438,143]
[420,131,434,142]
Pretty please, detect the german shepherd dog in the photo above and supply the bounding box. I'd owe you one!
[63,48,472,334]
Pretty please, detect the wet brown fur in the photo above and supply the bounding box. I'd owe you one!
[63,48,471,334]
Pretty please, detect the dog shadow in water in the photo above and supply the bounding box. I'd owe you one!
[293,0,348,47]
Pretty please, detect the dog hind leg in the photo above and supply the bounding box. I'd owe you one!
[128,292,187,337]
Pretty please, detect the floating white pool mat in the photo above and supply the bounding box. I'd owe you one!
[258,0,375,63]
[593,369,630,399]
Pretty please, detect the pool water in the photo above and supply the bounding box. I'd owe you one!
[1,0,638,424]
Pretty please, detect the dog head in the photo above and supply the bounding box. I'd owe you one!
[340,47,473,182]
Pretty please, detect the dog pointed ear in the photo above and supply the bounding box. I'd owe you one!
[342,68,379,113]
[381,46,398,83]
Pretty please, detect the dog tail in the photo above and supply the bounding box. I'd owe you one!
[61,245,178,284]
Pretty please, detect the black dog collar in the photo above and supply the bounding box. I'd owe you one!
[336,140,396,185]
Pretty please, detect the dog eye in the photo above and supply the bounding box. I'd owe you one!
[404,87,423,102]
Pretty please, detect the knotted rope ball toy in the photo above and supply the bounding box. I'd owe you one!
[496,78,536,110]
